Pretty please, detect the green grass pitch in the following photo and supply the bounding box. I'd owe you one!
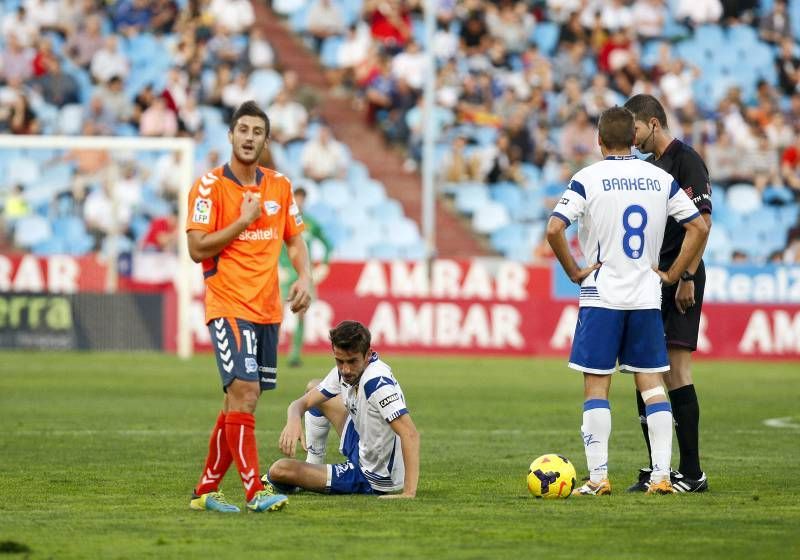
[1,351,799,559]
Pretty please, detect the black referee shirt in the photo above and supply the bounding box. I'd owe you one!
[646,139,712,268]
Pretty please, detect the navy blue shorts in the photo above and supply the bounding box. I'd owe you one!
[325,420,377,495]
[207,318,279,392]
[568,307,669,375]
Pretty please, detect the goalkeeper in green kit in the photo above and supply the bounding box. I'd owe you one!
[280,186,333,367]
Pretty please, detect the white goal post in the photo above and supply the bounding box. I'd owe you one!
[0,134,195,359]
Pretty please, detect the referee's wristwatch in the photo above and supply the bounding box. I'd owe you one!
[680,271,696,282]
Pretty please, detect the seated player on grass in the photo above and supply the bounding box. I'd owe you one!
[266,320,420,498]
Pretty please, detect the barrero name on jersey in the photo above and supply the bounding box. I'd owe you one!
[602,177,663,192]
[238,228,279,241]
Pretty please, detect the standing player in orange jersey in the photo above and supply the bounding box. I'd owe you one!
[186,100,312,513]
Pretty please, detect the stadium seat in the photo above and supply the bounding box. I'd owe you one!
[14,215,52,248]
[727,183,763,214]
[248,69,284,107]
[763,186,795,206]
[320,179,351,210]
[273,0,307,16]
[519,163,541,188]
[490,182,523,213]
[695,24,725,49]
[454,183,489,215]
[320,36,344,69]
[347,160,370,185]
[400,240,428,260]
[357,179,388,209]
[509,195,544,223]
[504,242,534,263]
[305,201,339,228]
[289,4,310,32]
[57,104,85,135]
[39,164,75,194]
[334,236,370,260]
[705,223,732,264]
[32,236,67,255]
[385,217,422,247]
[368,242,401,260]
[472,201,510,235]
[371,199,405,223]
[531,21,560,56]
[490,223,527,255]
[726,25,759,48]
[8,157,40,187]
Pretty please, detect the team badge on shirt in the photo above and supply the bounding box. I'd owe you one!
[264,200,281,215]
[192,198,212,224]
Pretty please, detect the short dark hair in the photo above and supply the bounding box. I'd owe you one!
[229,100,270,136]
[293,186,307,197]
[598,106,635,150]
[329,320,371,355]
[624,94,668,128]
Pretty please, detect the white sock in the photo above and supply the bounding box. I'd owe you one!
[646,402,673,483]
[581,399,611,483]
[304,409,330,464]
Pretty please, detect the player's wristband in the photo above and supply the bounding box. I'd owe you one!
[680,271,695,282]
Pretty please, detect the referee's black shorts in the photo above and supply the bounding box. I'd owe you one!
[661,261,705,352]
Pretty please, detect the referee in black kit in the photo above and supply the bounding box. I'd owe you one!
[623,94,713,493]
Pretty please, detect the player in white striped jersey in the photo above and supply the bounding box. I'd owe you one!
[267,321,420,498]
[547,106,709,496]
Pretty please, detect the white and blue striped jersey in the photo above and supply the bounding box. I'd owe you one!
[317,353,408,492]
[551,155,700,310]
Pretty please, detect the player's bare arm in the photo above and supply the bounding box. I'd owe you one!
[187,191,263,262]
[655,214,709,286]
[379,413,420,499]
[279,388,329,458]
[284,232,313,313]
[545,217,601,284]
[674,213,712,313]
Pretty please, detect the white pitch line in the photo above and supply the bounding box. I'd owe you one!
[4,428,775,437]
[763,417,800,429]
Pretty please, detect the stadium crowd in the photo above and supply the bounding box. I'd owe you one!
[283,0,800,264]
[1,0,799,265]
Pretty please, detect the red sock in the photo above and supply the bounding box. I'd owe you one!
[225,411,264,501]
[195,411,233,495]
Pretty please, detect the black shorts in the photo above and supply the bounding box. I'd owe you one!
[661,261,705,352]
[207,318,279,392]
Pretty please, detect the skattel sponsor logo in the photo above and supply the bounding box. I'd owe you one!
[379,393,400,408]
[238,228,278,241]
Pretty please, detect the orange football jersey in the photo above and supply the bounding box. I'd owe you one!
[186,163,305,324]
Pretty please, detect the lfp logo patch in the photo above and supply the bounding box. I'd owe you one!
[192,198,212,224]
[264,200,280,216]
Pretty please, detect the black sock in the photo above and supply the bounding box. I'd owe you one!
[636,390,653,469]
[669,385,702,479]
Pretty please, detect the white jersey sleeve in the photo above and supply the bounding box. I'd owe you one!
[667,180,701,224]
[363,371,408,423]
[551,177,588,226]
[316,367,341,399]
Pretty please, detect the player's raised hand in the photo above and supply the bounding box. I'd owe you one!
[287,276,312,314]
[278,420,306,458]
[239,191,262,226]
[569,262,601,284]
